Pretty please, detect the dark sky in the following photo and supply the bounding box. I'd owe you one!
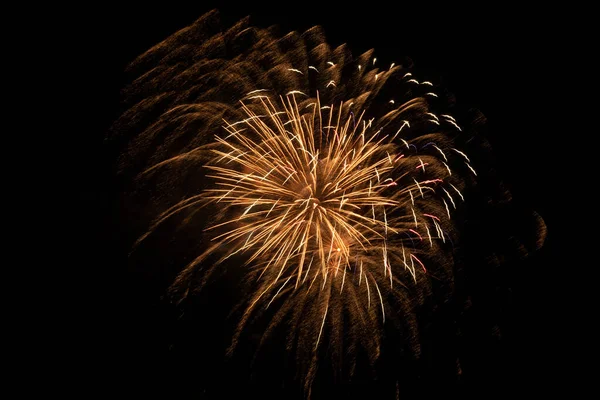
[71,3,573,399]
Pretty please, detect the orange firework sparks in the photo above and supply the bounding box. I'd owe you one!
[116,10,485,396]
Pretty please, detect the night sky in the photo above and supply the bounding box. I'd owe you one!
[70,3,573,399]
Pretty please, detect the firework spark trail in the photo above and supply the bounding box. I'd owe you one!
[115,9,486,396]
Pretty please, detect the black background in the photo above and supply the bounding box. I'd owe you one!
[68,2,574,399]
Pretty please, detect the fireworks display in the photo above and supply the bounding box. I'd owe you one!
[112,9,546,398]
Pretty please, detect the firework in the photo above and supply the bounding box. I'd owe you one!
[113,10,539,397]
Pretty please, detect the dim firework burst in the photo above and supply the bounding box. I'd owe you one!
[117,10,480,395]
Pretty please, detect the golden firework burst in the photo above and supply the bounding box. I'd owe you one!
[117,10,481,396]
